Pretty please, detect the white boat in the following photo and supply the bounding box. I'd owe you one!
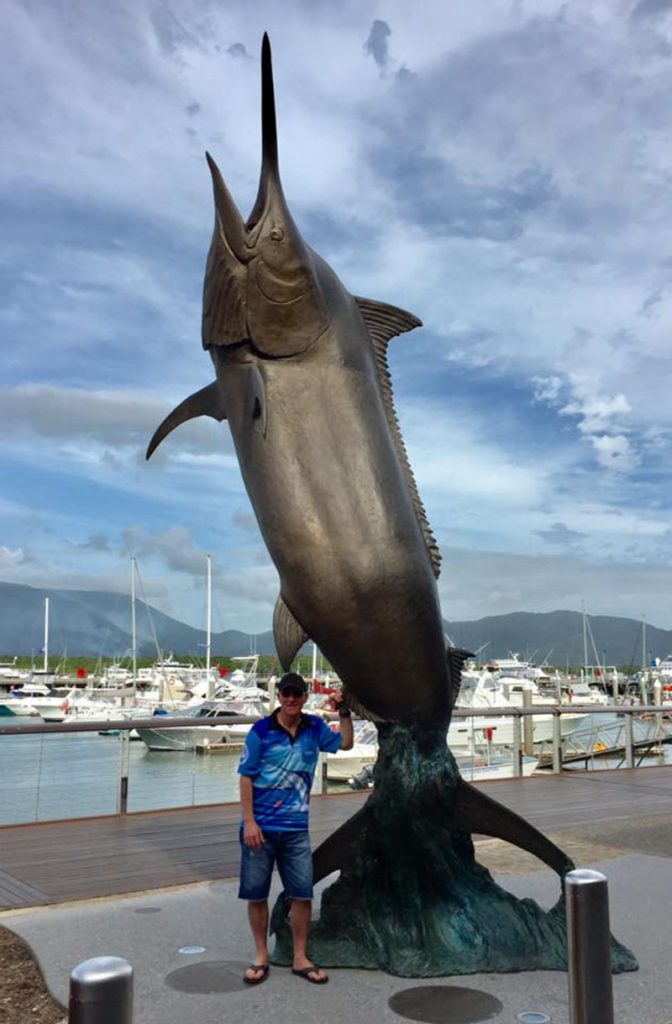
[62,693,149,723]
[448,671,588,749]
[326,721,378,780]
[562,680,609,706]
[8,681,72,722]
[135,697,267,752]
[0,658,30,687]
[0,695,41,718]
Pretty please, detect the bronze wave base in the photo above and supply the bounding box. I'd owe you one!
[270,723,638,976]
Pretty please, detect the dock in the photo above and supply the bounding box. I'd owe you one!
[0,765,670,911]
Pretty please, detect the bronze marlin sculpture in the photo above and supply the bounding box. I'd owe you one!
[148,35,573,881]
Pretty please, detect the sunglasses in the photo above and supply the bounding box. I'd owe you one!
[280,687,304,698]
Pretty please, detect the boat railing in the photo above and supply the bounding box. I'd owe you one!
[0,706,669,828]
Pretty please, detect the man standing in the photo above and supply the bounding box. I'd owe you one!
[238,671,354,985]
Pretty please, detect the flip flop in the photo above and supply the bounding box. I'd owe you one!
[244,963,269,985]
[292,964,329,985]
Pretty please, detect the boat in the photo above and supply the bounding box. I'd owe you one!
[0,658,30,690]
[326,721,378,780]
[561,679,609,706]
[0,695,41,718]
[448,670,588,748]
[135,697,267,752]
[8,681,73,722]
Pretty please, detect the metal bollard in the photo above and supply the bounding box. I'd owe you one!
[69,956,133,1024]
[565,869,614,1024]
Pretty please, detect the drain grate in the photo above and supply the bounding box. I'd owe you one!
[132,907,162,914]
[388,985,502,1023]
[165,960,250,994]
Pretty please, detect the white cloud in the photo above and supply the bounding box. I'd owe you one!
[561,390,631,435]
[590,433,638,472]
[0,546,28,568]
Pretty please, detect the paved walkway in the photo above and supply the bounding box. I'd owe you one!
[1,768,670,1023]
[2,843,669,1024]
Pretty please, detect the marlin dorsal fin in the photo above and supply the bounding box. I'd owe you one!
[447,646,474,706]
[146,381,226,460]
[273,595,309,670]
[355,296,442,579]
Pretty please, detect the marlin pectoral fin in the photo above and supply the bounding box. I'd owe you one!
[313,806,367,884]
[146,381,226,460]
[452,777,575,879]
[273,595,309,670]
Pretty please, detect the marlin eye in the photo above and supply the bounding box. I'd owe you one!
[270,226,284,241]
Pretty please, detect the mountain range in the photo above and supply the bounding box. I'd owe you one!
[1,581,669,667]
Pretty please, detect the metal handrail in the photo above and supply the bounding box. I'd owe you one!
[0,703,668,736]
[0,713,264,736]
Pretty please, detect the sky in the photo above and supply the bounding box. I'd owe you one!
[2,0,672,640]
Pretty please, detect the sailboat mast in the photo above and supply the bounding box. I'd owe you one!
[206,554,213,698]
[642,614,646,674]
[43,597,49,673]
[582,601,588,676]
[131,557,137,690]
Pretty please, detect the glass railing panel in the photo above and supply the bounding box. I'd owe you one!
[126,734,243,812]
[0,732,118,825]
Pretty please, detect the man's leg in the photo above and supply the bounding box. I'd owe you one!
[279,831,328,983]
[289,901,326,981]
[246,900,269,980]
[239,828,275,981]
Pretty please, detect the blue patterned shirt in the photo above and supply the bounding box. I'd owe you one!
[238,710,342,831]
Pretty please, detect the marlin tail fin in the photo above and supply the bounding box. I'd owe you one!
[453,777,575,878]
[312,781,574,884]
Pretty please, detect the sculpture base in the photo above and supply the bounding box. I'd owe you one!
[270,722,637,976]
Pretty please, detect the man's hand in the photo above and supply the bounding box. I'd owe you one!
[243,819,265,850]
[326,690,345,713]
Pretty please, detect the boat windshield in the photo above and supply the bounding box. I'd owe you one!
[354,722,378,746]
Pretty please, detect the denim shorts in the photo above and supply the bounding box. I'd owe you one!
[238,827,313,901]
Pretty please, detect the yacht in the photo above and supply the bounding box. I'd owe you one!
[562,679,609,706]
[135,697,267,752]
[0,694,41,718]
[326,721,378,781]
[8,681,72,721]
[0,659,30,690]
[447,670,588,749]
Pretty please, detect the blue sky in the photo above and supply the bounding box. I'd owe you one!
[2,0,672,636]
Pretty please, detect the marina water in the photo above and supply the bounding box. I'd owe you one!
[1,714,670,827]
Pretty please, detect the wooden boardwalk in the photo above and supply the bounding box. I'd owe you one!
[0,766,670,911]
